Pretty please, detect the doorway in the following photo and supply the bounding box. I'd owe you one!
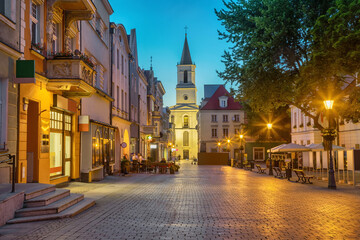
[183,150,189,160]
[26,100,39,182]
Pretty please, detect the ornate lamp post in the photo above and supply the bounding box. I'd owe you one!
[267,123,273,176]
[239,134,244,168]
[323,100,336,189]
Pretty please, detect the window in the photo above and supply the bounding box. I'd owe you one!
[0,0,15,21]
[234,114,240,122]
[253,147,265,160]
[294,112,297,128]
[184,70,188,83]
[183,115,189,128]
[234,128,240,134]
[211,129,217,138]
[183,131,189,146]
[223,128,228,137]
[124,92,127,112]
[116,86,119,108]
[121,55,124,74]
[183,95,188,100]
[223,115,228,122]
[117,49,119,69]
[301,140,304,145]
[31,3,40,44]
[121,90,124,110]
[355,144,360,149]
[211,115,217,122]
[307,140,310,145]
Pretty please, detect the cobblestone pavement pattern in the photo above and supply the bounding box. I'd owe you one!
[0,161,360,240]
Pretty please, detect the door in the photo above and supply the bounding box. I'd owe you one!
[183,150,189,160]
[26,100,39,182]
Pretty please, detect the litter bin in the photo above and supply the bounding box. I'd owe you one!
[286,168,292,180]
[250,160,255,169]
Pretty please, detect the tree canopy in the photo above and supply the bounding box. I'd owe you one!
[216,0,360,129]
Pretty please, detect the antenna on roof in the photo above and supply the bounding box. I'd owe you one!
[184,26,188,36]
[150,56,153,70]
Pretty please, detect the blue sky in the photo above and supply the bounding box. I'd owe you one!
[109,0,230,107]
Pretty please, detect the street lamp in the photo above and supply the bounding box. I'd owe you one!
[323,99,336,189]
[267,123,273,176]
[239,134,244,168]
[217,142,221,152]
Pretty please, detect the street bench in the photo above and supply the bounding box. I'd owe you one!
[256,164,267,174]
[294,169,314,184]
[244,164,252,171]
[273,167,285,178]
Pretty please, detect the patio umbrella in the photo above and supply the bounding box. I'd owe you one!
[272,143,310,153]
[267,144,287,153]
[306,143,345,151]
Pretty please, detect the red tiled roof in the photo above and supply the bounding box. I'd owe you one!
[200,85,242,110]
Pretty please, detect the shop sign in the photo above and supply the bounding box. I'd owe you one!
[14,60,35,83]
[79,115,89,132]
[150,144,157,149]
[121,142,127,148]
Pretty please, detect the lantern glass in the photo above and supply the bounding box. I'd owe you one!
[324,100,334,110]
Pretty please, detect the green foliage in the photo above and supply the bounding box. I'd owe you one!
[215,0,360,129]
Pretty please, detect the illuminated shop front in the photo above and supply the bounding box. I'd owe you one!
[81,120,115,182]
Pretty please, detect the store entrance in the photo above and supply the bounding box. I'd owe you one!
[26,100,39,182]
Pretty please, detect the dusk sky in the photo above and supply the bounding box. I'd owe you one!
[109,0,231,107]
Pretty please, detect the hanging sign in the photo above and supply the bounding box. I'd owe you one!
[121,142,127,148]
[79,115,90,132]
[14,60,36,83]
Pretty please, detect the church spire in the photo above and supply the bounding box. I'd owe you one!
[180,32,193,65]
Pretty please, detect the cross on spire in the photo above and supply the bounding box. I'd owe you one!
[184,26,188,36]
[150,56,153,70]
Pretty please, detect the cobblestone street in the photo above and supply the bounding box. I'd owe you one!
[1,161,359,240]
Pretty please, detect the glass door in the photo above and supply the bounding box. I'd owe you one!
[50,132,63,176]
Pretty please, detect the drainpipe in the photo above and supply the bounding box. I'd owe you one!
[109,26,113,126]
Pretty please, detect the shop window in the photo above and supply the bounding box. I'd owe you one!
[92,128,102,167]
[50,109,72,177]
[253,147,265,161]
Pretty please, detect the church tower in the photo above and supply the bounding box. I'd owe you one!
[176,34,197,104]
[170,33,199,160]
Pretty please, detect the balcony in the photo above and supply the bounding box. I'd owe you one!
[142,125,155,135]
[46,57,96,97]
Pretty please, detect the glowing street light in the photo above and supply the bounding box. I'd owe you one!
[239,134,244,168]
[323,100,334,110]
[227,139,231,144]
[267,123,274,176]
[323,99,336,189]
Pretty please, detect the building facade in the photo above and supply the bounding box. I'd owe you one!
[199,85,245,160]
[110,23,131,172]
[169,34,199,160]
[0,0,22,183]
[80,0,115,182]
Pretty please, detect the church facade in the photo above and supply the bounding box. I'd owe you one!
[169,35,199,160]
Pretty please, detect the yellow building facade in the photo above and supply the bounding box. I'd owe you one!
[170,35,199,160]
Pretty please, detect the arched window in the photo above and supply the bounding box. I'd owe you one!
[183,115,189,128]
[184,70,188,83]
[183,131,189,146]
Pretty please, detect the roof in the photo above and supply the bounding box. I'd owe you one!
[200,85,242,110]
[180,34,193,65]
[204,85,222,99]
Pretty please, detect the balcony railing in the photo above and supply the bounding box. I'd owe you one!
[46,57,96,97]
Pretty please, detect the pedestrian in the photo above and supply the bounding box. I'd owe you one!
[138,154,143,163]
[121,154,130,176]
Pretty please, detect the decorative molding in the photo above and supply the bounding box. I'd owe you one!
[0,41,22,59]
[0,14,16,30]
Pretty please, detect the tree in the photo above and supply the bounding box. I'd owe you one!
[215,0,350,130]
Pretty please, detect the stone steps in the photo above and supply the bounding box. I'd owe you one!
[7,198,95,224]
[24,189,70,208]
[15,193,84,217]
[6,183,95,224]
